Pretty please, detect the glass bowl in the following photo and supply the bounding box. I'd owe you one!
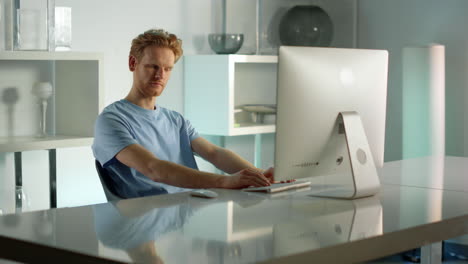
[208,33,244,54]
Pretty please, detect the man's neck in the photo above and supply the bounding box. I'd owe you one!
[125,93,156,110]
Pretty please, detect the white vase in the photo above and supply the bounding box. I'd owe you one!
[32,82,53,137]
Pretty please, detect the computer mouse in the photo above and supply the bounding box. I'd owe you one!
[190,189,218,199]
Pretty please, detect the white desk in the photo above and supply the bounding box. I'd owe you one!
[380,155,468,192]
[1,157,468,263]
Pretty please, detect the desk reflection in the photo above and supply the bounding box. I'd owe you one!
[380,156,446,226]
[273,196,383,257]
[92,191,268,264]
[92,190,383,264]
[93,195,193,264]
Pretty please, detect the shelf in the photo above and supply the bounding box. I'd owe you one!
[184,55,278,136]
[0,51,104,152]
[0,135,94,152]
[200,124,276,136]
[0,51,103,61]
[190,54,277,64]
[232,124,275,136]
[231,55,277,63]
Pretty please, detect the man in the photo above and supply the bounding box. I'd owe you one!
[92,29,273,198]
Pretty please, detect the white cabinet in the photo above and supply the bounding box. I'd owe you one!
[184,55,277,136]
[0,51,104,152]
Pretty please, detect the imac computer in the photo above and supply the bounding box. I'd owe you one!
[274,46,388,199]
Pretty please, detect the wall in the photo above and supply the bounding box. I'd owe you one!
[358,0,468,245]
[1,0,468,213]
[358,0,468,161]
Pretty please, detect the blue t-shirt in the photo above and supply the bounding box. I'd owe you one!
[92,99,200,198]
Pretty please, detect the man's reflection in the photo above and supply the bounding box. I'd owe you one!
[93,191,270,263]
[126,241,164,264]
[93,195,192,264]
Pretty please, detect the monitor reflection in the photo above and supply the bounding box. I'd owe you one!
[273,196,383,256]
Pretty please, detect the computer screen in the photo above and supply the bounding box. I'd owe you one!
[274,46,388,199]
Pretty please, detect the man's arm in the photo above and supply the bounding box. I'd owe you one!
[115,143,270,189]
[191,137,274,181]
[191,137,255,174]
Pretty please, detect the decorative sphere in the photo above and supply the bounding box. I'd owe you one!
[2,87,19,104]
[279,5,333,47]
[32,82,53,100]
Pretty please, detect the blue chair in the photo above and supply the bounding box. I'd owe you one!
[95,160,124,201]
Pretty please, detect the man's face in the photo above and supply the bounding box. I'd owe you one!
[130,46,175,98]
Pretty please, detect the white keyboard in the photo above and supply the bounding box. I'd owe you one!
[242,180,311,193]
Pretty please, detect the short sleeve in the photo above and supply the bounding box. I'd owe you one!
[92,111,138,166]
[184,118,200,141]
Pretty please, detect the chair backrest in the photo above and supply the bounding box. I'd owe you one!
[95,160,124,201]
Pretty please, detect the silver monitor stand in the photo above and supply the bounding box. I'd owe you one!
[307,112,380,199]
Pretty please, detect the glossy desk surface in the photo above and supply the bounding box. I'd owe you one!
[379,155,468,192]
[1,156,468,263]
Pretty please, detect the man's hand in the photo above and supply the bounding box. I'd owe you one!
[221,168,271,189]
[262,167,296,184]
[263,167,274,183]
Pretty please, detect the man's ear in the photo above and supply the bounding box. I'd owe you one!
[129,55,137,71]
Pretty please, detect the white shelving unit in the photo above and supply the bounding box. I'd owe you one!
[0,51,103,209]
[0,51,104,152]
[184,54,277,168]
[0,135,94,153]
[184,55,277,136]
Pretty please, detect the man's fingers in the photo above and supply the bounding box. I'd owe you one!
[241,173,270,187]
[264,167,274,176]
[233,168,275,188]
[241,168,270,185]
[244,168,263,176]
[262,167,275,182]
[272,179,296,184]
[247,178,269,187]
[251,175,270,186]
